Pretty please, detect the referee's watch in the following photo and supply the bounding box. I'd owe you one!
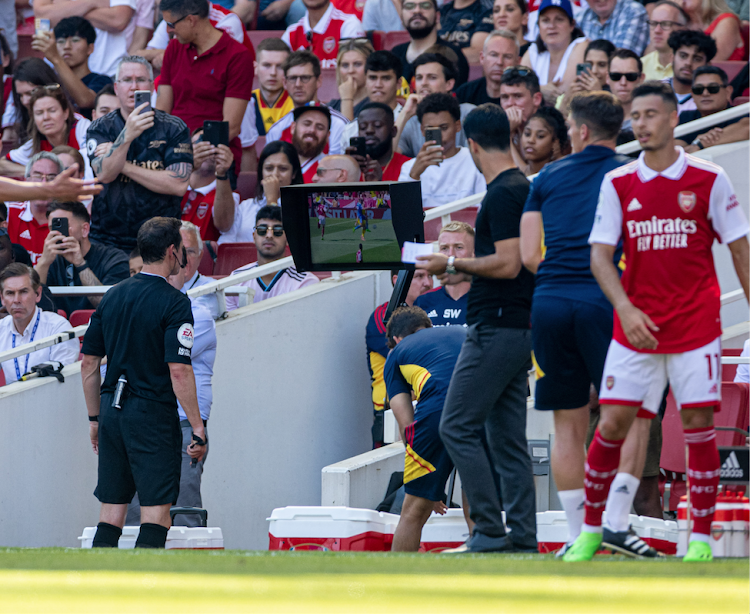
[446,256,457,275]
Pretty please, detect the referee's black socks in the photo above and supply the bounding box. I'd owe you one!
[92,522,122,548]
[135,523,169,549]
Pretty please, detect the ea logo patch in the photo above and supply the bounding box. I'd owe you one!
[178,323,194,348]
[323,36,336,54]
[606,376,615,390]
[678,191,696,213]
[86,139,97,156]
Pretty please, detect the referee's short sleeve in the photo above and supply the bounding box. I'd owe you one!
[81,309,106,357]
[164,293,195,365]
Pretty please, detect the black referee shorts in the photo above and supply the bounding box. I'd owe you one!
[95,392,182,507]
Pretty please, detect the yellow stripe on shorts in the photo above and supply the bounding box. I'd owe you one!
[404,444,436,484]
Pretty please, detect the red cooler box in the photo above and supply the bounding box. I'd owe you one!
[419,509,471,552]
[268,506,399,551]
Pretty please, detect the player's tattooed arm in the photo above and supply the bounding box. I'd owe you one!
[91,127,129,182]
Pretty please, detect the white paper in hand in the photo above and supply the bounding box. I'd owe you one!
[401,241,434,263]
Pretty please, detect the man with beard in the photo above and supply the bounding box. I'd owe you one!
[180,127,239,241]
[390,0,469,87]
[345,103,411,181]
[288,106,332,182]
[225,205,318,311]
[266,51,349,155]
[664,30,715,115]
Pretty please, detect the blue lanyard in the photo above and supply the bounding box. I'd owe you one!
[13,309,41,381]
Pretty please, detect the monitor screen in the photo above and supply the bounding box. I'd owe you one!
[281,181,424,272]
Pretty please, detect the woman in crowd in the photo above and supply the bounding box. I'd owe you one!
[2,57,61,146]
[328,39,375,121]
[521,0,588,105]
[519,106,568,176]
[219,141,302,245]
[682,0,744,61]
[558,39,615,112]
[493,0,531,56]
[0,85,90,177]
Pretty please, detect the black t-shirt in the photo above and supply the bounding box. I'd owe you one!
[677,107,747,145]
[82,273,194,405]
[328,97,371,118]
[466,168,534,328]
[438,0,494,49]
[456,77,501,106]
[46,242,130,314]
[86,109,193,252]
[82,72,113,94]
[390,40,470,87]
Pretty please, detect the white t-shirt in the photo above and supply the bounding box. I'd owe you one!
[735,339,750,384]
[0,307,80,384]
[88,0,138,77]
[225,262,319,310]
[218,195,267,245]
[398,147,485,209]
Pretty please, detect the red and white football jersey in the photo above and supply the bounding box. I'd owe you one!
[282,3,365,69]
[180,180,240,241]
[7,201,49,265]
[302,153,326,183]
[589,147,749,354]
[148,2,255,60]
[265,105,349,156]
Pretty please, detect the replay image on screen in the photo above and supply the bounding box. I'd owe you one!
[308,189,402,265]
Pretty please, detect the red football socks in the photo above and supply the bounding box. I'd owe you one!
[583,429,624,529]
[684,426,720,536]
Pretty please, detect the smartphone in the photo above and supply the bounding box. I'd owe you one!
[425,127,442,148]
[350,136,367,158]
[35,18,51,36]
[203,120,229,147]
[576,62,592,76]
[50,217,68,238]
[134,90,151,114]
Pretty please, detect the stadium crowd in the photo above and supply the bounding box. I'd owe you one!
[0,0,747,553]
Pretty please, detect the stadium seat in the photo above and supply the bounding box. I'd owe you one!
[741,24,749,61]
[0,369,5,387]
[57,310,67,319]
[713,60,746,83]
[69,310,95,328]
[198,241,217,276]
[237,171,258,201]
[468,64,483,82]
[734,96,749,106]
[17,22,43,61]
[370,30,385,50]
[319,69,339,104]
[255,136,267,156]
[722,347,743,381]
[381,31,411,50]
[214,242,258,276]
[423,206,479,242]
[246,30,285,51]
[716,382,750,447]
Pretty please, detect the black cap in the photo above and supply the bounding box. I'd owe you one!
[292,103,332,129]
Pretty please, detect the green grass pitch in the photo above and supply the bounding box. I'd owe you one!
[309,216,402,264]
[0,548,747,613]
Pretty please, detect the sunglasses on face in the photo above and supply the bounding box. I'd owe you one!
[609,72,640,82]
[254,224,284,237]
[503,66,532,77]
[692,83,724,95]
[165,13,196,28]
[30,83,61,96]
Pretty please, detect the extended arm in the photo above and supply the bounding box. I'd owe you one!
[520,211,543,274]
[389,392,414,444]
[591,242,659,349]
[224,97,249,142]
[169,362,207,459]
[155,84,174,114]
[212,145,236,232]
[81,353,103,453]
[31,32,97,109]
[728,235,749,301]
[0,166,101,202]
[416,237,523,279]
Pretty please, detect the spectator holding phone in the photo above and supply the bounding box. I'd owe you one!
[35,200,129,312]
[558,39,615,113]
[398,93,485,209]
[87,56,193,252]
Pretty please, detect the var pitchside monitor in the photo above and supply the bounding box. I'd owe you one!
[280,181,425,272]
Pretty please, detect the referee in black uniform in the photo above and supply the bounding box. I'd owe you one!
[81,217,207,549]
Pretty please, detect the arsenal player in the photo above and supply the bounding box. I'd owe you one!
[282,0,365,70]
[564,81,749,563]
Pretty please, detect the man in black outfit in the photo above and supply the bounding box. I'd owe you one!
[86,55,193,252]
[390,0,470,87]
[456,30,520,106]
[81,217,207,549]
[34,201,129,314]
[416,103,537,553]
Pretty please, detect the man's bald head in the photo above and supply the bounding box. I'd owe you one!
[312,154,362,183]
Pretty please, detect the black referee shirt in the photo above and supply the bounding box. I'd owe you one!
[86,109,193,252]
[82,273,194,405]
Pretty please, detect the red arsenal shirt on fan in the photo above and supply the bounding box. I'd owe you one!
[282,3,365,69]
[7,202,49,265]
[381,152,411,181]
[181,181,241,241]
[589,147,749,354]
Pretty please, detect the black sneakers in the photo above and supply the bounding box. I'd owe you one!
[602,526,665,558]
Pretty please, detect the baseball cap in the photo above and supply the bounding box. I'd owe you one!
[538,0,574,20]
[292,103,332,129]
